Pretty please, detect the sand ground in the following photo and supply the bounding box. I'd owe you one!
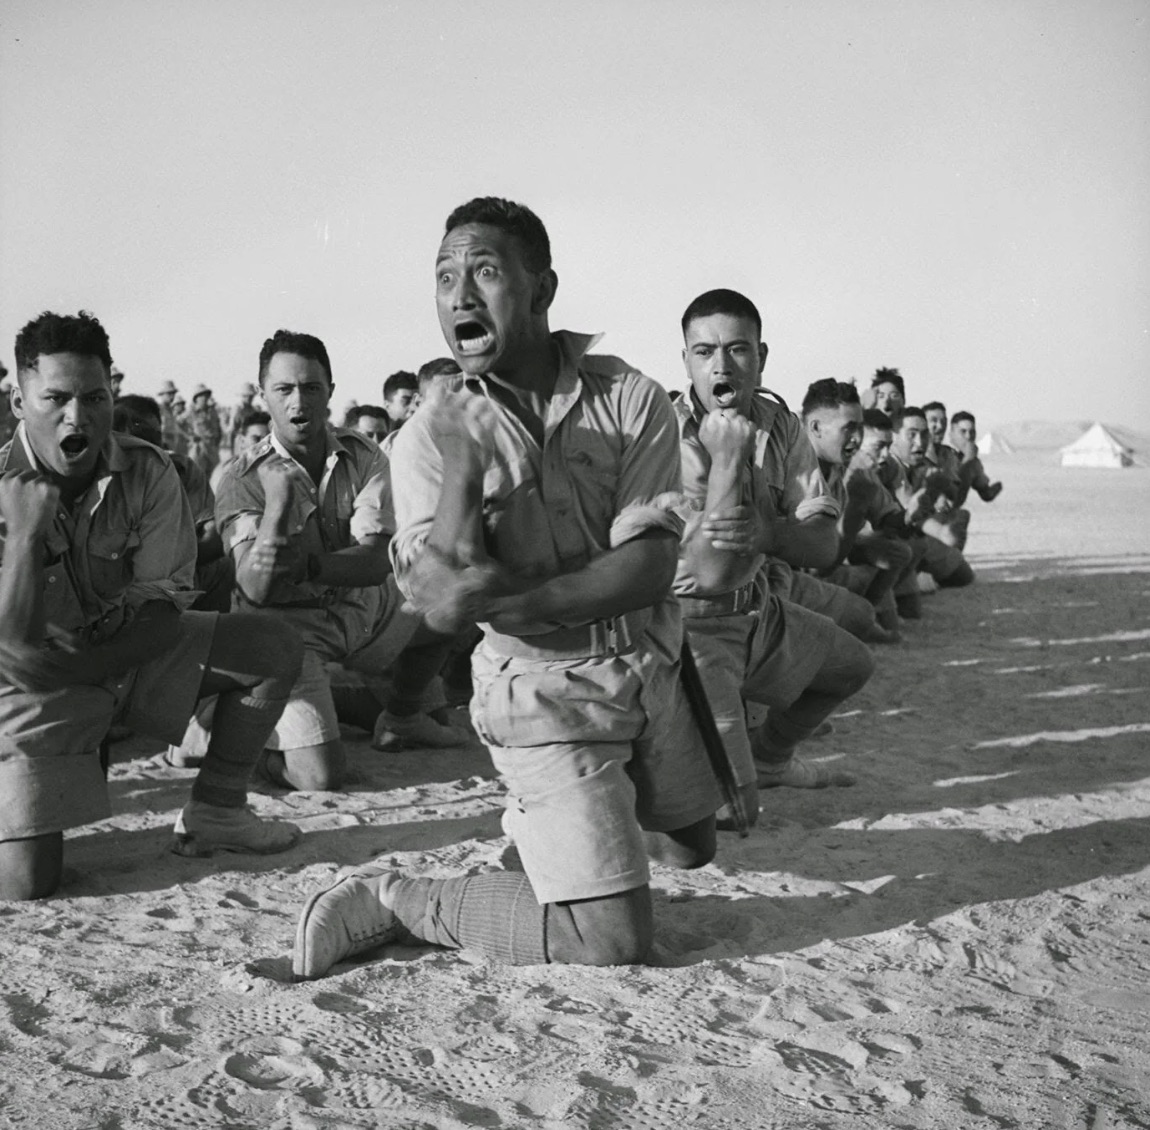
[2,455,1149,1130]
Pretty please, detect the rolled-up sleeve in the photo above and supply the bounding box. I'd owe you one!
[608,376,684,548]
[214,464,265,554]
[350,446,396,543]
[388,414,444,587]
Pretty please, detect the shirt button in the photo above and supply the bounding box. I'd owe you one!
[48,576,57,584]
[110,552,119,560]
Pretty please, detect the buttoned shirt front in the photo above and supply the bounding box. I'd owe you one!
[214,425,393,614]
[672,389,821,597]
[0,424,198,646]
[390,331,684,638]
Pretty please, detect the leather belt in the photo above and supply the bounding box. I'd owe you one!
[485,610,650,660]
[678,582,757,619]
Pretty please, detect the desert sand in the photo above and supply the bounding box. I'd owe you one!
[2,453,1149,1130]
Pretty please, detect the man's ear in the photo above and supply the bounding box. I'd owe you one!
[532,269,559,314]
[757,342,768,374]
[10,380,25,420]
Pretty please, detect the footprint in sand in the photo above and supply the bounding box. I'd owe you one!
[221,1034,325,1090]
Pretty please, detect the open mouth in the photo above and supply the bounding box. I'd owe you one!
[60,434,90,458]
[711,381,737,409]
[454,321,494,356]
[288,414,312,429]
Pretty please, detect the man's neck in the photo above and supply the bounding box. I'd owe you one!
[275,429,327,482]
[490,335,560,399]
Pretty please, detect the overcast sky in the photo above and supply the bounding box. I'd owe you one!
[2,0,1148,429]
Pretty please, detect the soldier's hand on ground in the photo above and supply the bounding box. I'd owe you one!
[0,470,60,539]
[698,410,755,463]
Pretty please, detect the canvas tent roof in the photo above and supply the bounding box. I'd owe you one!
[979,432,1013,455]
[1060,422,1133,455]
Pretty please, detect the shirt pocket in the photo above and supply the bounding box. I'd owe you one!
[86,526,141,603]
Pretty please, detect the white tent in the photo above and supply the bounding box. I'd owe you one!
[1060,422,1134,468]
[979,432,1014,456]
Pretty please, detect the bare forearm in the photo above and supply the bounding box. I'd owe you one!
[236,501,292,605]
[487,531,679,626]
[426,461,487,565]
[682,454,753,593]
[0,534,45,644]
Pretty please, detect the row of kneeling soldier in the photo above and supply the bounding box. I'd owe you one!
[0,196,1001,977]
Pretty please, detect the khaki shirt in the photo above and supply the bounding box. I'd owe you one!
[0,425,198,646]
[672,389,821,597]
[214,425,392,615]
[390,331,684,637]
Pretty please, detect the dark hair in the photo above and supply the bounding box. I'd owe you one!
[443,197,552,272]
[950,410,975,426]
[862,408,893,431]
[801,378,859,418]
[113,394,161,424]
[257,330,332,386]
[382,370,418,401]
[238,409,271,431]
[418,357,462,382]
[871,367,905,397]
[353,404,388,421]
[680,289,762,339]
[922,400,946,416]
[891,405,926,430]
[15,310,113,376]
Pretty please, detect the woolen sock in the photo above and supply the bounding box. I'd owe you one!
[192,692,288,808]
[391,872,548,965]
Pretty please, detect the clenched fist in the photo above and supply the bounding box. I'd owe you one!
[0,471,60,540]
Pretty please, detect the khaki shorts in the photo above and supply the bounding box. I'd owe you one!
[470,623,720,905]
[268,576,419,751]
[684,589,841,789]
[772,560,875,637]
[0,611,218,840]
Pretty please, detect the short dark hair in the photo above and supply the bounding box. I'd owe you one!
[681,289,762,339]
[15,310,113,378]
[238,409,271,431]
[257,330,332,386]
[802,378,860,418]
[922,400,946,416]
[113,394,161,425]
[418,357,462,382]
[862,408,893,431]
[443,197,552,273]
[353,404,388,421]
[871,367,905,397]
[951,410,975,426]
[382,370,418,401]
[892,406,926,430]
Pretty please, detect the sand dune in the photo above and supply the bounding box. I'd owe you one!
[2,465,1149,1129]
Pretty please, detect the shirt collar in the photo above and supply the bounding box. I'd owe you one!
[13,421,128,476]
[268,425,348,471]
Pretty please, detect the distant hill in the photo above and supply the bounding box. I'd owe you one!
[988,420,1150,452]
